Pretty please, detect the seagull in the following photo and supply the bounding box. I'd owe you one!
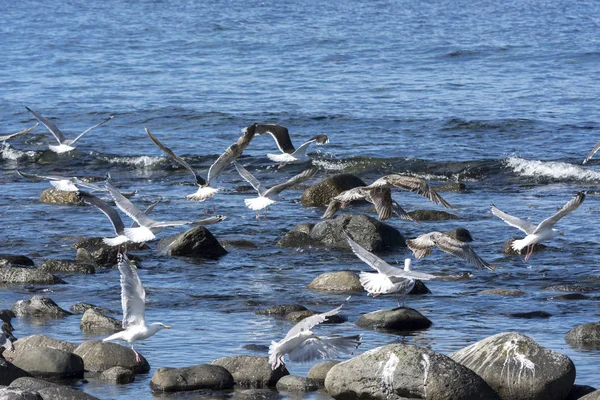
[407,231,495,271]
[105,181,226,243]
[103,253,170,363]
[25,106,113,153]
[491,192,585,261]
[344,233,436,306]
[0,123,38,141]
[233,161,318,218]
[254,124,329,164]
[268,296,361,370]
[1,322,15,354]
[17,170,105,192]
[145,124,256,204]
[583,140,600,164]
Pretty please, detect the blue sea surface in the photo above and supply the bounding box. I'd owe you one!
[1,0,599,398]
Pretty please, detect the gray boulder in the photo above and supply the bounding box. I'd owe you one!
[276,230,321,248]
[565,321,600,350]
[0,255,34,268]
[73,340,149,373]
[11,297,71,318]
[69,302,110,315]
[504,237,546,255]
[9,377,99,400]
[450,332,576,400]
[444,227,473,242]
[286,310,345,325]
[80,309,122,334]
[307,360,340,385]
[276,375,318,392]
[301,174,366,206]
[220,239,258,249]
[10,347,84,379]
[306,271,363,292]
[100,366,135,384]
[355,307,432,332]
[150,364,234,392]
[544,284,595,293]
[0,387,42,400]
[0,358,31,386]
[0,267,65,285]
[211,355,288,388]
[39,259,95,274]
[159,226,227,258]
[39,188,82,205]
[479,288,526,296]
[73,237,146,266]
[256,305,307,317]
[408,209,459,220]
[325,343,499,399]
[4,335,77,363]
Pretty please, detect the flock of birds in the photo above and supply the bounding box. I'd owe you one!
[0,106,591,371]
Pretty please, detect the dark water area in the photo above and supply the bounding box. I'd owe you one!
[1,0,599,398]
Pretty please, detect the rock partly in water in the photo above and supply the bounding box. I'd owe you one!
[301,174,366,207]
[0,358,31,386]
[0,267,66,285]
[504,237,546,255]
[220,239,258,249]
[80,309,122,334]
[73,340,149,373]
[508,311,552,319]
[256,305,308,317]
[276,375,318,392]
[450,332,576,400]
[69,302,111,315]
[408,209,459,221]
[434,182,468,192]
[0,255,35,268]
[286,310,346,324]
[325,343,500,399]
[100,366,135,384]
[276,230,321,248]
[306,271,363,292]
[73,237,146,266]
[158,226,227,258]
[544,284,596,293]
[0,386,42,400]
[565,321,600,350]
[307,360,340,386]
[10,347,84,379]
[479,288,526,296]
[552,293,589,300]
[39,259,95,274]
[39,188,83,205]
[9,377,99,400]
[444,227,473,242]
[4,335,77,363]
[211,355,288,388]
[355,307,432,332]
[150,364,234,392]
[409,280,431,294]
[11,297,71,318]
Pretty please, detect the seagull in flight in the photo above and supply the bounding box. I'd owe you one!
[233,161,318,218]
[25,106,113,153]
[583,140,600,164]
[17,170,105,192]
[268,296,361,370]
[103,253,171,363]
[491,192,585,261]
[254,124,329,164]
[0,123,38,142]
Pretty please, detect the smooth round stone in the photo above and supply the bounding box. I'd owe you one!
[276,375,318,392]
[355,307,432,332]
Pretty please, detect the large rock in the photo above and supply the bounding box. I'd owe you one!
[39,188,82,205]
[408,209,459,221]
[211,355,288,388]
[69,302,111,315]
[0,387,42,400]
[565,321,600,350]
[39,259,95,274]
[9,377,99,400]
[479,288,526,296]
[0,255,35,268]
[0,358,31,386]
[150,364,234,392]
[504,237,546,255]
[10,347,84,379]
[276,375,318,392]
[310,213,405,251]
[73,237,146,266]
[11,297,71,317]
[276,230,321,248]
[580,391,600,400]
[444,227,473,242]
[306,271,363,292]
[355,307,432,332]
[450,332,576,400]
[301,174,366,206]
[307,360,340,385]
[100,366,135,384]
[73,340,149,373]
[325,343,499,399]
[79,309,122,333]
[256,305,308,317]
[4,335,77,363]
[158,226,227,258]
[0,267,66,285]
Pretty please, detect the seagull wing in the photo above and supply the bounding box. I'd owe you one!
[284,297,351,341]
[206,123,257,185]
[533,192,585,234]
[118,253,146,328]
[145,128,206,186]
[334,187,368,203]
[433,233,496,271]
[25,106,66,144]
[583,140,600,164]
[0,123,38,141]
[407,232,436,259]
[130,199,162,228]
[370,175,453,208]
[322,199,343,219]
[490,204,537,234]
[105,181,156,228]
[264,166,318,196]
[69,115,114,145]
[233,161,267,196]
[291,134,329,157]
[16,170,104,191]
[367,188,393,220]
[255,124,295,154]
[392,200,419,223]
[80,192,125,235]
[287,335,361,363]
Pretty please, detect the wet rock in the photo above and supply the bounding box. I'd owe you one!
[150,364,234,392]
[544,284,595,293]
[508,310,552,319]
[0,255,35,268]
[276,375,318,392]
[504,237,546,255]
[286,310,346,324]
[100,366,135,384]
[408,209,459,220]
[307,360,340,385]
[580,391,600,400]
[276,230,320,248]
[159,226,227,258]
[73,237,146,266]
[434,182,468,192]
[73,340,149,373]
[39,188,83,205]
[11,297,71,318]
[301,174,366,206]
[233,388,280,400]
[0,387,42,400]
[74,248,97,266]
[80,309,122,333]
[479,288,525,296]
[0,359,31,386]
[4,335,77,363]
[0,267,66,285]
[211,355,288,388]
[10,347,84,379]
[566,385,597,400]
[221,239,257,249]
[255,304,307,317]
[355,307,432,332]
[9,377,99,400]
[69,302,110,315]
[38,259,95,274]
[410,280,431,294]
[243,344,269,352]
[444,227,473,242]
[325,343,499,399]
[552,293,589,300]
[310,213,405,251]
[293,223,314,235]
[450,332,576,400]
[565,321,600,350]
[306,271,362,292]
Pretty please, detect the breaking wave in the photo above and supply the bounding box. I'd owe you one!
[505,157,600,182]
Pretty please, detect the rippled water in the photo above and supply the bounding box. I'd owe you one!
[1,0,599,398]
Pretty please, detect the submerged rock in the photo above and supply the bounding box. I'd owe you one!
[434,182,468,192]
[276,375,318,392]
[39,259,95,274]
[306,271,363,292]
[150,364,234,392]
[80,309,122,334]
[39,188,83,205]
[74,340,149,373]
[307,360,340,385]
[10,347,84,379]
[479,288,525,296]
[11,296,72,318]
[0,255,35,268]
[276,230,321,248]
[255,304,308,317]
[508,310,552,319]
[408,209,459,221]
[301,174,366,206]
[355,307,432,332]
[565,321,600,350]
[544,284,596,293]
[159,226,227,258]
[211,355,288,388]
[100,366,135,384]
[9,377,99,400]
[0,267,66,285]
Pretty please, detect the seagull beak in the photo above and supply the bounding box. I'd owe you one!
[315,336,321,340]
[164,325,171,329]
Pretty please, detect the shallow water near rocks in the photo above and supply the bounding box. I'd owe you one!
[1,0,599,398]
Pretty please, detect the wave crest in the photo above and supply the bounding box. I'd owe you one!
[506,157,600,182]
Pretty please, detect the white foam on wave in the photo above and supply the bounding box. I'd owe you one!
[506,156,600,182]
[0,143,34,161]
[103,155,164,168]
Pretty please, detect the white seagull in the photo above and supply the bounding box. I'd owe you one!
[105,181,226,243]
[0,123,38,141]
[254,124,329,164]
[25,106,113,153]
[345,233,436,306]
[583,140,600,164]
[491,192,585,261]
[17,170,105,192]
[233,161,318,218]
[103,253,171,362]
[268,296,361,370]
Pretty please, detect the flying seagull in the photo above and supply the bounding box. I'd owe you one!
[268,296,361,370]
[103,253,171,362]
[491,192,585,261]
[407,231,495,271]
[345,233,436,306]
[254,124,329,164]
[25,106,113,153]
[17,170,105,192]
[145,124,256,203]
[0,123,38,141]
[105,181,226,242]
[583,140,600,164]
[233,161,318,218]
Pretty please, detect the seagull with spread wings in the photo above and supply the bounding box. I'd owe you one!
[583,140,600,164]
[0,123,38,142]
[25,106,113,153]
[254,124,329,164]
[268,296,361,370]
[491,192,585,261]
[17,170,105,192]
[103,253,170,363]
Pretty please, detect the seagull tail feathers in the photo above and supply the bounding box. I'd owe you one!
[244,197,275,211]
[103,236,130,246]
[103,330,127,342]
[186,186,219,202]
